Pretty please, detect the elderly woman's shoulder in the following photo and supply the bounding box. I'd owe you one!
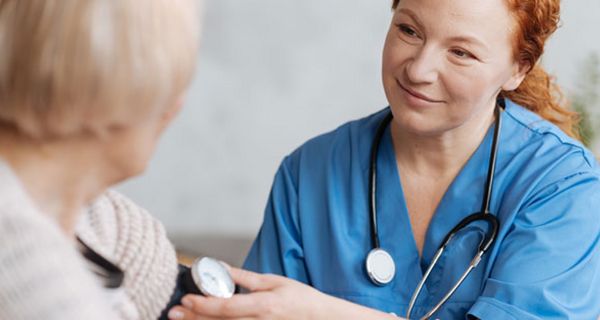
[78,190,179,320]
[0,160,55,233]
[0,163,119,319]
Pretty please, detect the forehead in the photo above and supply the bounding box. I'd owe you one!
[396,0,516,49]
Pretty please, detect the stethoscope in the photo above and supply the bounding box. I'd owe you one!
[364,104,502,319]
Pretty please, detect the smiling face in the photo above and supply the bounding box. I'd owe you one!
[382,0,528,136]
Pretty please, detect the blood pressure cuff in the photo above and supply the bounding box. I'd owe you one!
[158,263,240,320]
[158,264,198,320]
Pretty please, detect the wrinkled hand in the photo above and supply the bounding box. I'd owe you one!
[167,267,331,320]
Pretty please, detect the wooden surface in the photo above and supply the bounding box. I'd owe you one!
[171,234,254,267]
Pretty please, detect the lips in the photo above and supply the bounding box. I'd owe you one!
[396,80,442,103]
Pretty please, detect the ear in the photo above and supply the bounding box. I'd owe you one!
[501,61,530,91]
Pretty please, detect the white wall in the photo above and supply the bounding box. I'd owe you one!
[117,0,600,241]
[544,0,600,92]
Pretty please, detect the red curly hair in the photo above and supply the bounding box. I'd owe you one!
[391,0,580,139]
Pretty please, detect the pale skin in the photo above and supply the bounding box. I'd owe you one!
[170,0,529,318]
[0,99,182,237]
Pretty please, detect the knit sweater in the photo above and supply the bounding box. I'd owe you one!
[0,160,178,319]
[78,190,179,319]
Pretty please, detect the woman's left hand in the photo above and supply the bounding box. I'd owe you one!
[167,267,400,320]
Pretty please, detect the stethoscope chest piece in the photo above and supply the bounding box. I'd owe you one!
[365,248,396,285]
[191,257,235,298]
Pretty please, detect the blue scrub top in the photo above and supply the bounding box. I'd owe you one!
[243,99,600,319]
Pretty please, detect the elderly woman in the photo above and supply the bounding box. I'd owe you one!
[0,0,198,319]
[172,0,600,319]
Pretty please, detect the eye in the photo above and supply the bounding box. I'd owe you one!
[450,48,476,60]
[396,24,420,39]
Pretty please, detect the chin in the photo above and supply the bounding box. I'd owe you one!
[109,152,152,185]
[389,104,459,137]
[117,135,158,179]
[126,158,151,178]
[129,163,149,178]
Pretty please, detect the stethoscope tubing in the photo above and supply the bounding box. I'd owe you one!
[405,106,503,319]
[367,102,504,319]
[368,112,394,249]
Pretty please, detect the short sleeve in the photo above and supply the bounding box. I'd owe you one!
[468,171,600,319]
[243,156,310,283]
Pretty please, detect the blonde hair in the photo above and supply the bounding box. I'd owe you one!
[0,0,199,139]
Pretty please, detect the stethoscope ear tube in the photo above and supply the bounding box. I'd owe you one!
[439,212,499,253]
[405,212,500,320]
[478,213,499,252]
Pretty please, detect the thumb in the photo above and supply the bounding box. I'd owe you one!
[229,267,282,292]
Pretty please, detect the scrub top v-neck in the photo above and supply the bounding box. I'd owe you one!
[244,99,600,319]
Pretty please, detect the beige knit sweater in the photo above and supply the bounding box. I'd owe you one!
[0,160,178,319]
[78,190,179,319]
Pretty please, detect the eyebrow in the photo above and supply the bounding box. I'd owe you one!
[397,8,489,52]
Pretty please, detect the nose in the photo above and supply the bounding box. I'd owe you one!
[404,46,439,84]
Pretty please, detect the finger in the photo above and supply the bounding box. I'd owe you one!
[181,292,270,318]
[169,305,241,320]
[167,306,202,320]
[229,267,282,292]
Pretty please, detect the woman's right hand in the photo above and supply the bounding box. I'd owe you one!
[168,267,401,320]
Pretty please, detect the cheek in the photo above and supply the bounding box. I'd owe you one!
[382,32,408,77]
[382,35,413,99]
[433,69,503,127]
[381,37,395,79]
[112,124,161,177]
[443,67,503,108]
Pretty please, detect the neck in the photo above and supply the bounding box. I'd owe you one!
[391,107,496,180]
[0,128,120,237]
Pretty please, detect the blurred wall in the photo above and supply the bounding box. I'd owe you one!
[117,0,600,263]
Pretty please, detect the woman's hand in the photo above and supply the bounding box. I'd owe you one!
[167,267,401,320]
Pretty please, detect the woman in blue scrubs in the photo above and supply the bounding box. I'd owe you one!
[170,0,600,318]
